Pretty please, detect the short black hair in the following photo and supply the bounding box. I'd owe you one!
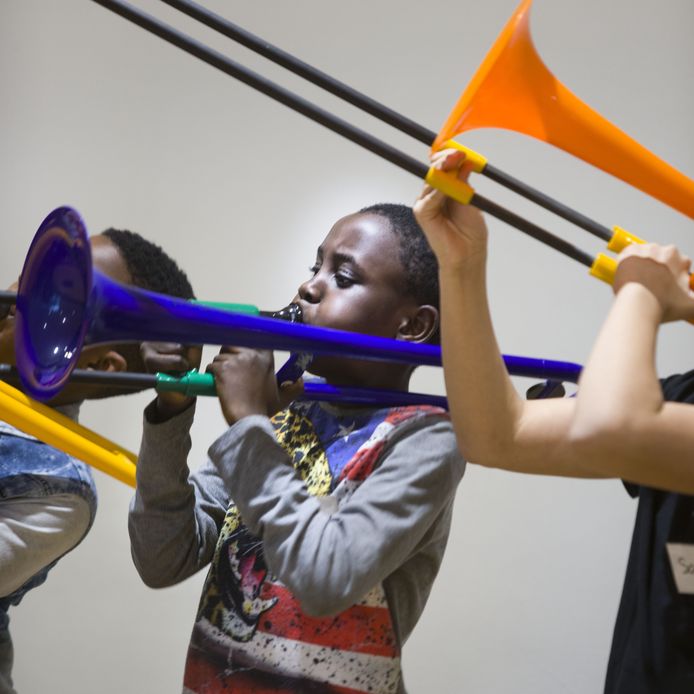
[101,228,195,300]
[99,228,195,379]
[358,203,440,342]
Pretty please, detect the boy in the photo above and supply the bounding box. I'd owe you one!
[414,149,694,693]
[0,228,195,694]
[129,203,465,694]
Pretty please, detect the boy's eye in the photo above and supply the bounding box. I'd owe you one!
[308,264,320,276]
[334,272,354,288]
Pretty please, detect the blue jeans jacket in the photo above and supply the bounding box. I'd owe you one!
[0,421,97,634]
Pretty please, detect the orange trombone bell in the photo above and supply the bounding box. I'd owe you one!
[433,0,694,219]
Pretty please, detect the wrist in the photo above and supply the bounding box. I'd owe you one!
[221,398,269,426]
[438,251,487,284]
[614,282,665,323]
[153,394,195,422]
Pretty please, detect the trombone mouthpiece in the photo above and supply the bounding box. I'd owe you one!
[263,303,303,323]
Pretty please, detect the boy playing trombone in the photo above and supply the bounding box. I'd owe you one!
[129,204,465,694]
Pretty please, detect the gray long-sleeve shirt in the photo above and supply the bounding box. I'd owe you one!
[129,400,465,652]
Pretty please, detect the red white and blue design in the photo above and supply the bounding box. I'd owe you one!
[183,401,440,693]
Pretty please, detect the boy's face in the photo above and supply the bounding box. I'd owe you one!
[292,212,421,386]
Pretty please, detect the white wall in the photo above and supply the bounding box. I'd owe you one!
[1,1,693,692]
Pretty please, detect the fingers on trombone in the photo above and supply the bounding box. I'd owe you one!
[141,341,196,373]
[618,243,691,273]
[614,243,694,300]
[419,149,461,192]
[278,378,305,408]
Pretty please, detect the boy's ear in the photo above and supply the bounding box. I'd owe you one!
[397,305,439,344]
[77,347,128,373]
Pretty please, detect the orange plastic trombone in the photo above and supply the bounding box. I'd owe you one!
[433,0,694,219]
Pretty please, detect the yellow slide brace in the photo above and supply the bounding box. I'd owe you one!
[607,226,646,253]
[589,253,617,286]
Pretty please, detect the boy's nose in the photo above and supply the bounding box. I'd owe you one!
[298,276,323,304]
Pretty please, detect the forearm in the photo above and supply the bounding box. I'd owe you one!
[129,402,224,587]
[439,259,521,459]
[575,284,662,428]
[569,285,675,482]
[438,258,595,476]
[209,415,462,616]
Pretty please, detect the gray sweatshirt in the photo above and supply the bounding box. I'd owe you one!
[129,400,465,692]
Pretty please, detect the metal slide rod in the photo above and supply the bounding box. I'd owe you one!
[160,0,614,242]
[0,363,450,407]
[90,0,596,267]
[0,364,577,406]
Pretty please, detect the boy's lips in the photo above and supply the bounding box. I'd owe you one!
[293,301,311,325]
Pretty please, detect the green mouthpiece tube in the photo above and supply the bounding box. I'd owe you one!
[155,370,216,396]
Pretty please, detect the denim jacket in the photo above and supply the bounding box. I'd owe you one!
[0,408,97,617]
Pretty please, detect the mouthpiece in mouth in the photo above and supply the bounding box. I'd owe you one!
[264,303,303,323]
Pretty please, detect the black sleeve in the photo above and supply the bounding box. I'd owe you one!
[622,370,694,498]
[660,369,694,405]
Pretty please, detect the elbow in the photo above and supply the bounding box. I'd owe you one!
[130,550,181,589]
[454,428,522,473]
[297,590,355,618]
[299,595,343,618]
[567,410,633,465]
[287,578,355,618]
[268,551,358,617]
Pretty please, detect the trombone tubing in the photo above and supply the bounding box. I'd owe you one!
[0,364,449,409]
[160,0,614,244]
[0,363,582,407]
[90,0,596,269]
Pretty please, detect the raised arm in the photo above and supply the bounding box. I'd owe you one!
[205,410,462,617]
[568,243,694,493]
[128,340,225,587]
[413,150,592,478]
[204,346,463,617]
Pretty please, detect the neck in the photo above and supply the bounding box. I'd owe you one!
[321,365,412,392]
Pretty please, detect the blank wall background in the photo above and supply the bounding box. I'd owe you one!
[1,1,693,692]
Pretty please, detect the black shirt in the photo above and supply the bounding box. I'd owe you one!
[605,371,694,694]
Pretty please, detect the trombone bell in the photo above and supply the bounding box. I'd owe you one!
[433,0,694,219]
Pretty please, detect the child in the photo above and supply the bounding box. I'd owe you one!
[414,149,694,693]
[128,203,465,694]
[0,228,195,694]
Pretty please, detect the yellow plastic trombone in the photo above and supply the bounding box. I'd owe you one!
[0,380,137,487]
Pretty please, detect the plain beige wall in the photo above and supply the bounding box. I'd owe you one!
[2,0,693,692]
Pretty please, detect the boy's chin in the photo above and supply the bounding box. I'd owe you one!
[306,356,400,390]
[305,356,361,385]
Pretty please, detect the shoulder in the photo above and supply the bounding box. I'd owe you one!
[385,405,453,438]
[381,407,464,480]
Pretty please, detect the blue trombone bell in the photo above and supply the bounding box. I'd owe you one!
[15,207,92,400]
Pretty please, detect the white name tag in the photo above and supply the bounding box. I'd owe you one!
[666,543,694,594]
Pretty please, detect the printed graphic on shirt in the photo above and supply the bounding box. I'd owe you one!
[185,403,438,694]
